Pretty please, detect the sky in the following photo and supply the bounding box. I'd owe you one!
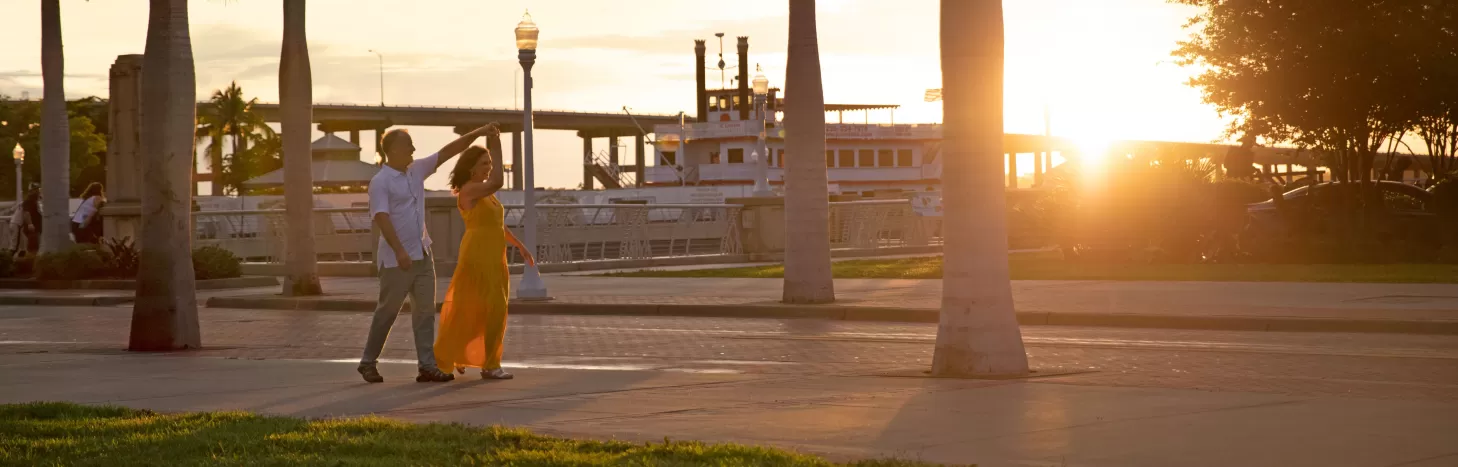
[0,0,1228,190]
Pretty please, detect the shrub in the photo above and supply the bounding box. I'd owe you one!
[34,246,107,281]
[0,250,15,278]
[192,245,242,280]
[100,237,140,278]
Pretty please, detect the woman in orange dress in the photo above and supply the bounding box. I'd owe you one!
[434,145,533,380]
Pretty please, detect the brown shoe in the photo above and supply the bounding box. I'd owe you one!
[358,365,384,383]
[416,368,455,383]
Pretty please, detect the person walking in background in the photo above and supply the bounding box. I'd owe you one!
[12,188,42,257]
[357,122,500,384]
[70,183,105,244]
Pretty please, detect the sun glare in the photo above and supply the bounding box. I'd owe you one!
[1074,138,1114,177]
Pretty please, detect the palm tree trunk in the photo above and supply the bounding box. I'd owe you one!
[781,0,834,304]
[280,0,321,296]
[39,0,72,254]
[931,0,1029,377]
[130,0,201,351]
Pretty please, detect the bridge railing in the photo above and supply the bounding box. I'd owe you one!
[827,200,942,249]
[181,203,743,266]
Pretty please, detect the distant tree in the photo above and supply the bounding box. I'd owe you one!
[0,97,106,199]
[1173,0,1457,245]
[1171,0,1454,183]
[196,82,275,196]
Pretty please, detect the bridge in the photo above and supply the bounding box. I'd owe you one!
[247,102,682,189]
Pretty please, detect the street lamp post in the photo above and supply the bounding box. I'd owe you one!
[367,49,384,106]
[11,143,22,202]
[751,65,772,197]
[515,11,549,300]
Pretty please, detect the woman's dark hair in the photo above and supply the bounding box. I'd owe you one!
[80,182,104,200]
[21,190,40,216]
[449,146,491,191]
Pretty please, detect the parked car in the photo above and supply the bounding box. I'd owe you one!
[1243,181,1441,258]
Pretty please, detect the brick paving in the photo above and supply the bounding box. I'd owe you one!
[4,305,1456,402]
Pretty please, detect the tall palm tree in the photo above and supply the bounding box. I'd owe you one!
[931,0,1029,377]
[280,0,321,296]
[781,0,835,304]
[197,82,274,195]
[39,0,72,254]
[131,0,201,351]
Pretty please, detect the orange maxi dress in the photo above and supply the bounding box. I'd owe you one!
[435,195,511,372]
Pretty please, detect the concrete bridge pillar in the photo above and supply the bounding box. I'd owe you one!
[348,130,359,146]
[582,136,594,190]
[634,134,645,187]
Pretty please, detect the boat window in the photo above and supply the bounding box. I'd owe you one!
[897,149,914,167]
[859,150,875,167]
[878,149,894,167]
[778,149,785,167]
[710,152,721,164]
[661,151,676,165]
[839,150,855,167]
[826,150,835,168]
[728,148,744,164]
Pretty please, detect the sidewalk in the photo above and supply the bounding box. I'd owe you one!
[203,276,1458,335]
[4,275,1458,334]
[2,352,1454,467]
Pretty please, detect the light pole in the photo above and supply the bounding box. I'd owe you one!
[751,65,772,197]
[515,11,549,300]
[367,49,384,106]
[11,143,22,202]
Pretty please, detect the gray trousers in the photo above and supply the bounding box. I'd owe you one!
[360,255,437,371]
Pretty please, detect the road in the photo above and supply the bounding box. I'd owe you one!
[4,305,1456,403]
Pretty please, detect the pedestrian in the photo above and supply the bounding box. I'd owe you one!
[357,123,500,384]
[71,183,105,244]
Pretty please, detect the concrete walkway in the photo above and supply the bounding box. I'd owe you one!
[2,352,1455,467]
[4,275,1457,334]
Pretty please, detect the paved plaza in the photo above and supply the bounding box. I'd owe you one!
[3,303,1458,466]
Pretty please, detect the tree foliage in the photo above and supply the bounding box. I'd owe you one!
[0,97,107,198]
[196,82,277,196]
[1172,0,1458,183]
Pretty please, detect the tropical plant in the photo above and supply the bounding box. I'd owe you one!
[279,0,322,296]
[196,82,276,196]
[932,0,1029,377]
[780,0,834,304]
[101,237,140,278]
[39,0,71,254]
[132,0,202,351]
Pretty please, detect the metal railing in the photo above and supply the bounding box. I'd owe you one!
[827,200,943,249]
[178,204,743,266]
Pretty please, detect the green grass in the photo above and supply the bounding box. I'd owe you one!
[0,402,944,466]
[603,252,1458,283]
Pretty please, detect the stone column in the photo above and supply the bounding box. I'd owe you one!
[348,129,359,146]
[102,54,145,241]
[1006,153,1018,188]
[634,134,646,187]
[511,131,523,190]
[608,135,620,167]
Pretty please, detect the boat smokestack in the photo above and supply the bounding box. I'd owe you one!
[737,36,750,121]
[695,39,708,123]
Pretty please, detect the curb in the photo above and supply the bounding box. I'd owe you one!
[0,276,279,291]
[0,295,134,307]
[203,296,1458,336]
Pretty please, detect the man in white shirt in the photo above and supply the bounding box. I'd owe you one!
[359,122,499,383]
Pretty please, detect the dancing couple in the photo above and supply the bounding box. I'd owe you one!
[358,122,533,383]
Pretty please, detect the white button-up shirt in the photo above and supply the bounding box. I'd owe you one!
[369,152,441,269]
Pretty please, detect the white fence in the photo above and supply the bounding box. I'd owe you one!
[3,200,939,263]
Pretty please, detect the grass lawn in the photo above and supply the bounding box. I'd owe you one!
[603,252,1458,283]
[0,402,941,466]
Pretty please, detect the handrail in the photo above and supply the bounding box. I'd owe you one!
[191,204,746,216]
